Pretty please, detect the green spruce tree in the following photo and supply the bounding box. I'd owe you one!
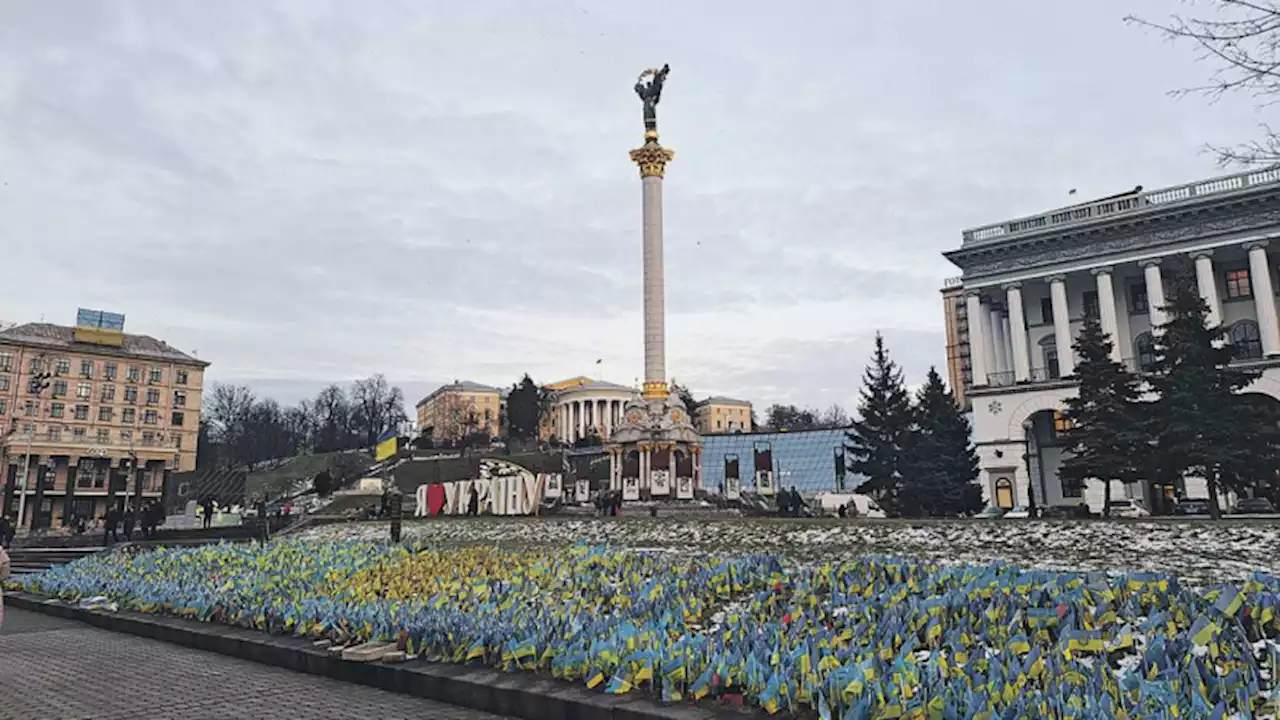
[847,333,913,509]
[1057,315,1148,516]
[1147,272,1272,519]
[898,367,982,517]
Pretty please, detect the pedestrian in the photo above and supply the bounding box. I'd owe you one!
[467,484,479,516]
[0,515,11,549]
[0,544,9,630]
[122,505,136,541]
[104,506,120,544]
[201,496,214,529]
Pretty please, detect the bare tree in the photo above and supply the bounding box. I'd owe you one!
[349,374,408,447]
[206,383,256,459]
[820,404,852,428]
[311,384,353,453]
[432,393,480,446]
[1129,1,1280,164]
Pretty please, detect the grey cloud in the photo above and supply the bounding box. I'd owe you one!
[0,0,1268,408]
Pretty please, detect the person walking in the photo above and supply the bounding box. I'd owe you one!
[201,496,215,529]
[122,505,136,541]
[0,544,9,630]
[104,506,120,544]
[0,515,11,549]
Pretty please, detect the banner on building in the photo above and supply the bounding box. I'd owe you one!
[676,475,694,500]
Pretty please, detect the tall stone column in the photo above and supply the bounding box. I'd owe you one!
[576,401,585,441]
[1004,282,1031,382]
[1093,267,1122,362]
[1141,258,1167,330]
[989,306,1009,376]
[630,133,675,400]
[964,291,989,387]
[1192,250,1222,328]
[1047,275,1074,376]
[1247,241,1280,356]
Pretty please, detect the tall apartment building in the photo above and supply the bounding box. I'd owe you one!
[0,311,209,530]
[415,380,503,443]
[940,281,973,410]
[945,167,1280,514]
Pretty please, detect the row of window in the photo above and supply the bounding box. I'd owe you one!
[0,352,189,385]
[1036,320,1265,372]
[12,422,182,448]
[2,377,188,407]
[1035,268,1271,326]
[13,400,185,426]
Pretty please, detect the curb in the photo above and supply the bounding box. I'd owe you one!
[4,592,760,720]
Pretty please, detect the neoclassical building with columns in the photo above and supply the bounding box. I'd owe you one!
[545,377,639,445]
[945,167,1280,513]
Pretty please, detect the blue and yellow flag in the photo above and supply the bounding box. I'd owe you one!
[375,430,398,461]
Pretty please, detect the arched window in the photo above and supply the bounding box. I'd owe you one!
[1231,320,1263,360]
[1039,335,1060,380]
[994,477,1014,509]
[1134,333,1156,372]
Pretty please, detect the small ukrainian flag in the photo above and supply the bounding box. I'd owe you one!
[375,430,398,461]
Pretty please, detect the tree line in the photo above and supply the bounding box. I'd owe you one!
[198,374,409,471]
[844,334,982,518]
[1057,272,1280,519]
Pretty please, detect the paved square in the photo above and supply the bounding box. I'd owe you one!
[0,607,513,720]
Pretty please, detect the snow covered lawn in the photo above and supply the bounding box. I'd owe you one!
[296,517,1280,587]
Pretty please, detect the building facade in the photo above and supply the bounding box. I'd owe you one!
[0,320,208,530]
[945,167,1280,513]
[693,396,753,433]
[415,381,502,443]
[546,377,638,445]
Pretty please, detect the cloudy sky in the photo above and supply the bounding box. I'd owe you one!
[0,1,1267,412]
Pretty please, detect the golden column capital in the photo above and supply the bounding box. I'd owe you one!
[629,138,675,179]
[641,380,669,400]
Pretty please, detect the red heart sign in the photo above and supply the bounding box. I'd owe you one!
[426,483,446,516]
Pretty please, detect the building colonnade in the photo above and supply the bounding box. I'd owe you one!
[964,241,1280,387]
[557,397,627,444]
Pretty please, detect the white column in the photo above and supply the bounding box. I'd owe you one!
[1047,274,1074,376]
[989,306,1010,376]
[1003,282,1031,382]
[1141,258,1167,330]
[1247,241,1280,356]
[1001,315,1014,372]
[642,174,667,392]
[965,291,989,387]
[1093,266,1122,362]
[574,401,583,441]
[1192,250,1222,328]
[979,300,996,384]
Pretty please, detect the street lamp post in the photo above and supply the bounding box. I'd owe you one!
[16,360,52,531]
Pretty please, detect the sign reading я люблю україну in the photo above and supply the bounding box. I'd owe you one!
[413,459,574,517]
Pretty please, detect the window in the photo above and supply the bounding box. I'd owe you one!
[171,411,185,426]
[29,357,41,372]
[0,352,11,371]
[98,407,113,422]
[1130,284,1148,313]
[21,422,35,435]
[1226,269,1252,299]
[148,368,163,384]
[1040,298,1053,325]
[79,359,93,377]
[55,358,70,375]
[120,429,132,444]
[176,369,188,385]
[47,426,61,441]
[1135,333,1156,372]
[74,404,89,421]
[994,477,1014,509]
[127,365,140,382]
[124,386,137,403]
[142,431,155,446]
[101,384,115,401]
[52,379,68,397]
[1083,291,1100,319]
[77,381,91,398]
[50,402,64,418]
[1231,321,1263,360]
[0,376,7,391]
[146,388,160,405]
[143,410,158,425]
[1039,336,1060,380]
[173,390,187,407]
[96,429,110,443]
[72,427,86,440]
[0,399,5,415]
[104,362,117,379]
[122,408,135,424]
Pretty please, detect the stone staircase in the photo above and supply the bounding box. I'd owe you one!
[5,546,103,576]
